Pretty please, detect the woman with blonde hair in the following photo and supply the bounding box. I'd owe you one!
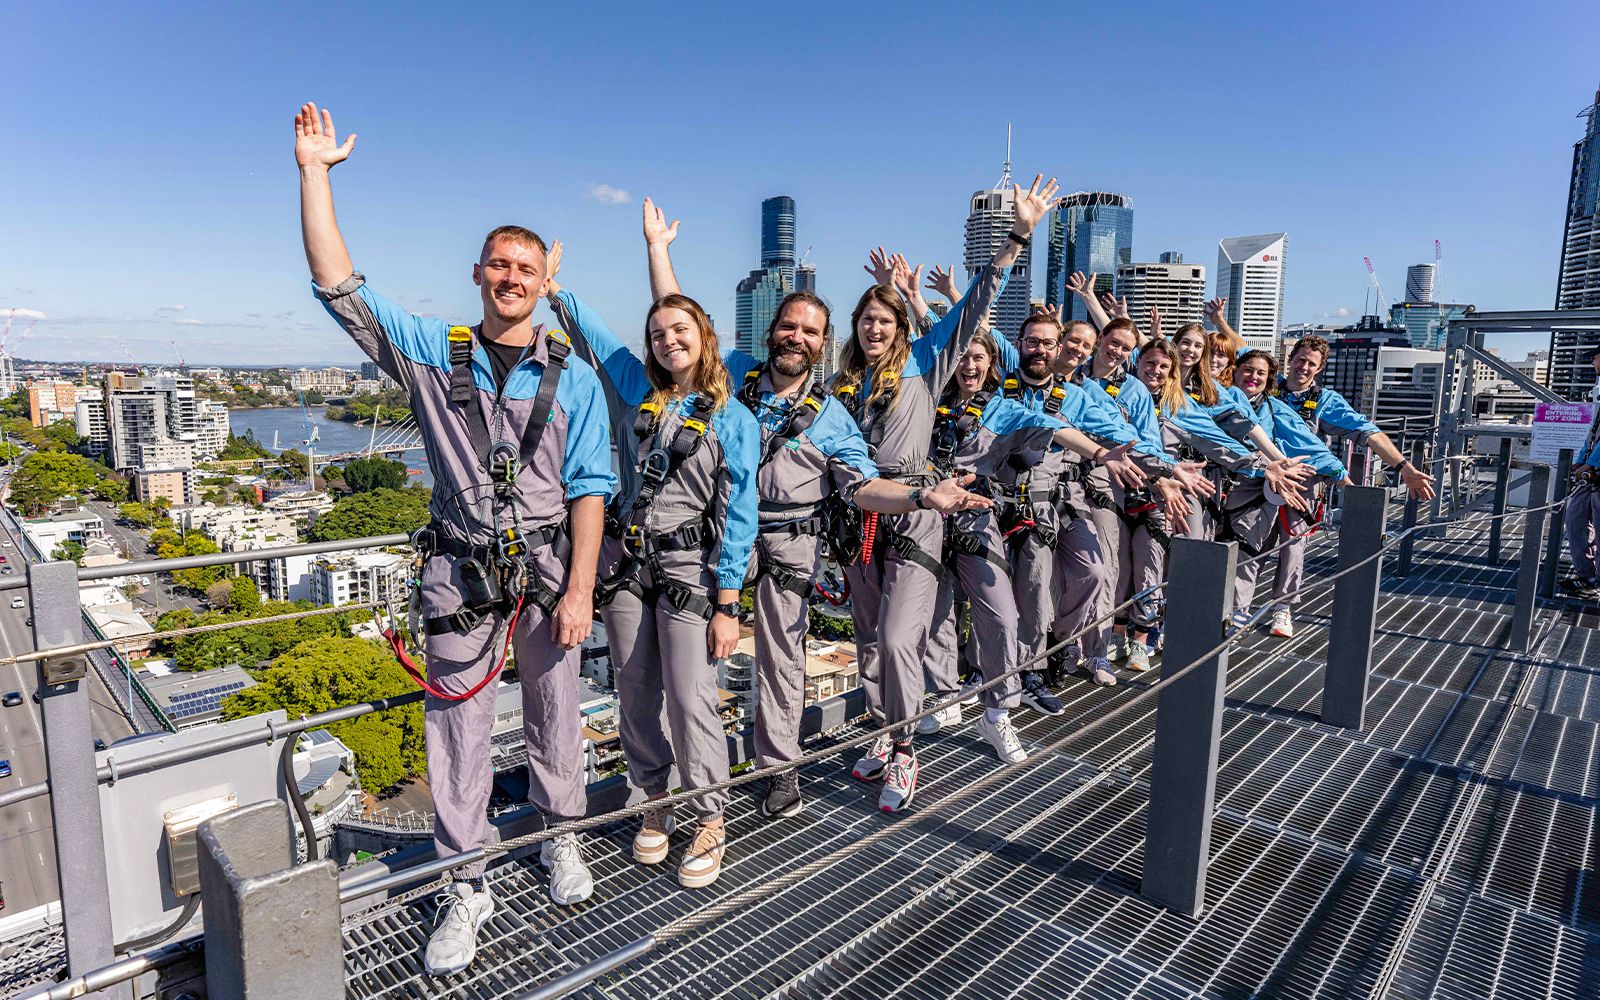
[837,175,1057,812]
[546,250,759,890]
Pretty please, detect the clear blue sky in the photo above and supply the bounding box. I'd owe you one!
[2,1,1595,365]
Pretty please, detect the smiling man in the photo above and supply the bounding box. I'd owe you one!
[294,102,616,977]
[639,199,988,819]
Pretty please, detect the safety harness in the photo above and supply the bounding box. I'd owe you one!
[833,371,943,578]
[994,376,1071,546]
[737,366,831,599]
[1282,384,1324,432]
[593,394,719,618]
[381,325,572,702]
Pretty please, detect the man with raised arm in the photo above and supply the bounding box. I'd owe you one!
[293,103,616,977]
[638,198,990,819]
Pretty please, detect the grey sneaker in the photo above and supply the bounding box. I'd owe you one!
[424,881,495,976]
[760,770,803,819]
[1105,634,1127,663]
[916,701,963,734]
[1125,642,1152,673]
[1087,656,1117,687]
[878,746,919,813]
[975,711,1027,764]
[1269,607,1294,638]
[539,833,594,905]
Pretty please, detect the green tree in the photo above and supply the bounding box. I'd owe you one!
[0,387,28,419]
[229,576,261,614]
[0,441,22,464]
[119,501,165,529]
[92,476,128,504]
[167,533,224,592]
[309,487,431,541]
[51,540,86,564]
[303,389,326,405]
[232,484,262,507]
[43,419,82,450]
[220,637,424,792]
[277,449,309,476]
[148,526,181,552]
[8,450,101,514]
[341,455,407,493]
[216,432,273,461]
[201,487,228,506]
[159,598,355,671]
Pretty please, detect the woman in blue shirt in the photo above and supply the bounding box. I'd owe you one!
[546,264,758,891]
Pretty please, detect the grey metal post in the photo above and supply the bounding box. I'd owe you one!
[32,560,130,999]
[1143,537,1236,918]
[1323,487,1386,730]
[1488,438,1513,563]
[1510,465,1550,653]
[1541,449,1572,600]
[197,800,342,999]
[1397,439,1425,576]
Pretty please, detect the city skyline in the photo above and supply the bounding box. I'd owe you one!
[2,5,1597,365]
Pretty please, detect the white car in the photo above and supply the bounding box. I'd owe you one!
[1,541,11,547]
[9,597,23,610]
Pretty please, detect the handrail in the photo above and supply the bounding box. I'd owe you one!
[0,531,412,592]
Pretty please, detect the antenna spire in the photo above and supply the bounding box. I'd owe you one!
[996,123,1014,190]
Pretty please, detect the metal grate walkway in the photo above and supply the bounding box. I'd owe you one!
[339,515,1600,999]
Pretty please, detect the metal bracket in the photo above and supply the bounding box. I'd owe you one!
[41,652,88,686]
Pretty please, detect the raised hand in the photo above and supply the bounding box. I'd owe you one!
[294,102,356,169]
[889,253,923,301]
[1066,271,1098,300]
[864,246,894,285]
[1099,290,1130,320]
[542,239,564,297]
[1011,174,1061,236]
[1149,305,1163,341]
[1205,297,1227,322]
[927,264,961,303]
[642,197,679,247]
[924,473,994,513]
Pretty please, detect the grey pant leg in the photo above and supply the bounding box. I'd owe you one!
[1273,533,1307,605]
[878,510,944,736]
[1565,486,1598,579]
[1008,515,1057,667]
[845,556,884,725]
[1053,511,1110,658]
[656,600,731,821]
[424,609,510,881]
[925,577,961,695]
[605,588,674,799]
[1224,479,1277,614]
[753,536,819,769]
[513,603,587,822]
[953,519,1022,710]
[1125,525,1166,630]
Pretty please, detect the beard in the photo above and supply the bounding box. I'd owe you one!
[768,339,821,378]
[1021,353,1052,379]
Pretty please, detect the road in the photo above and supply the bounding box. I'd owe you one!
[0,482,136,915]
[79,498,203,619]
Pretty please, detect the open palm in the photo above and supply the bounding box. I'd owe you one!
[294,102,356,169]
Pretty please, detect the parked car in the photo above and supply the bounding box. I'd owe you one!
[1,691,21,707]
[93,738,108,752]
[0,760,12,779]
[2,567,13,575]
[9,597,23,609]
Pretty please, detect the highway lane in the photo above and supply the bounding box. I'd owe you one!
[0,505,137,914]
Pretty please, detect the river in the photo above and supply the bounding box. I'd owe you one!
[227,407,434,487]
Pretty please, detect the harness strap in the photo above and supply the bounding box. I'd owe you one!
[448,326,570,477]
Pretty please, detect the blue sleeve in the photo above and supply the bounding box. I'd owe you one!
[713,406,761,590]
[982,396,1063,435]
[808,399,879,479]
[722,349,758,384]
[995,333,1020,372]
[909,266,1005,373]
[554,357,619,500]
[1059,384,1137,445]
[1316,389,1380,437]
[552,290,652,408]
[1266,398,1347,478]
[314,282,453,369]
[1119,381,1174,461]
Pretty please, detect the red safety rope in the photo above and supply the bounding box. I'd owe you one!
[859,512,879,566]
[381,595,524,702]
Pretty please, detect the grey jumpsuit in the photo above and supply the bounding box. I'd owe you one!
[315,274,617,878]
[552,291,760,823]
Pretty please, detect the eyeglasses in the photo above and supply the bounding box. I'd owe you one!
[1020,337,1059,350]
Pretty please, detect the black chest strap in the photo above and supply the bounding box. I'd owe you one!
[739,366,826,464]
[931,389,992,473]
[448,325,571,484]
[834,372,898,453]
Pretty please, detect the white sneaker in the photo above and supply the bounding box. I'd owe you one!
[1105,634,1127,663]
[975,712,1027,764]
[957,673,982,705]
[632,802,676,865]
[1269,607,1294,638]
[539,833,594,905]
[1125,642,1151,673]
[424,881,495,977]
[1087,656,1117,687]
[852,733,894,781]
[878,746,918,813]
[916,702,963,735]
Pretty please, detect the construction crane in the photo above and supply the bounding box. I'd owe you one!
[1363,257,1386,315]
[1433,239,1443,302]
[797,245,813,268]
[170,340,186,370]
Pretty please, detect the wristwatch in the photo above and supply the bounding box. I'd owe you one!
[908,487,928,509]
[714,601,743,619]
[1006,230,1030,248]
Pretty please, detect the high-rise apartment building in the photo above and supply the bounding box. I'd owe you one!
[966,185,1035,339]
[1216,233,1288,354]
[735,195,806,360]
[1116,262,1206,335]
[1557,85,1600,310]
[1405,263,1436,303]
[1044,192,1133,319]
[101,372,199,471]
[1389,301,1473,351]
[29,382,100,429]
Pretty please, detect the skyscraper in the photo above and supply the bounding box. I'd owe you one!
[1044,193,1133,321]
[735,195,803,359]
[1405,263,1436,303]
[965,184,1033,340]
[1557,85,1600,310]
[1117,262,1206,334]
[1216,233,1288,354]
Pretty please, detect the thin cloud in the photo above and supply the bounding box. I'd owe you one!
[587,184,631,205]
[3,307,47,321]
[156,304,188,313]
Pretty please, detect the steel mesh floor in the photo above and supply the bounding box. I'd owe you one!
[340,510,1600,1000]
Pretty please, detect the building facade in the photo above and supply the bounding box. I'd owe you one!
[28,382,100,429]
[1216,233,1288,354]
[734,195,801,360]
[966,185,1035,339]
[1405,263,1437,304]
[1557,86,1600,309]
[1388,301,1473,351]
[1549,324,1600,400]
[1116,262,1206,335]
[309,551,409,608]
[1045,192,1133,319]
